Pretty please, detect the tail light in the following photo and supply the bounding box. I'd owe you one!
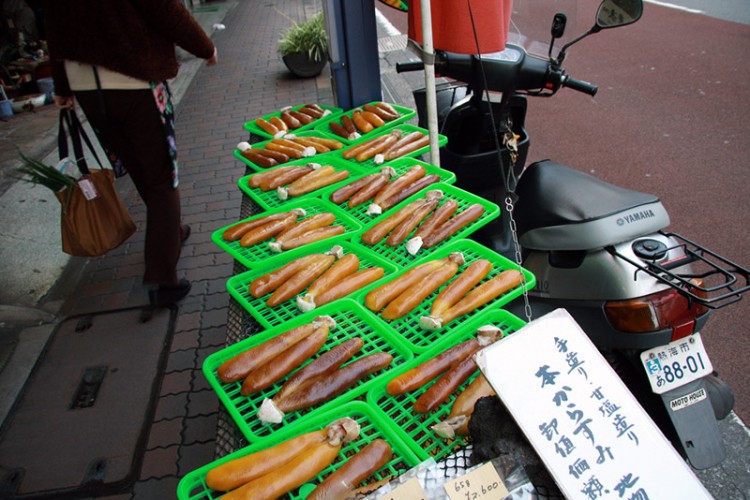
[604,279,708,340]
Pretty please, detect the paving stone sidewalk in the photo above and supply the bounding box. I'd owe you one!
[104,1,335,497]
[0,0,339,498]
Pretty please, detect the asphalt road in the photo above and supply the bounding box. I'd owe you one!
[650,0,750,25]
[378,0,750,427]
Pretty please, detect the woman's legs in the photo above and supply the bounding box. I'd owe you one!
[74,89,182,287]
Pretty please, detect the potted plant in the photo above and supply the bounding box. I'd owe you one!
[278,12,329,78]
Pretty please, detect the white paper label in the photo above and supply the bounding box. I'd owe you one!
[444,462,509,500]
[669,387,708,412]
[379,477,427,500]
[78,178,99,201]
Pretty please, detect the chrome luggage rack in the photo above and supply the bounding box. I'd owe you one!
[609,231,750,309]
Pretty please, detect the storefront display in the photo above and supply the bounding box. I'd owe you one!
[176,101,535,499]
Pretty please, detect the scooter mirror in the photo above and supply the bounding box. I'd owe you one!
[554,0,642,67]
[551,13,568,39]
[596,0,643,29]
[548,13,568,60]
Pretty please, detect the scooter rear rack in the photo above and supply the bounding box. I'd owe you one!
[609,231,750,309]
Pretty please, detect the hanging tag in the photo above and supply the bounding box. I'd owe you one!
[444,462,509,500]
[380,477,428,500]
[77,177,100,201]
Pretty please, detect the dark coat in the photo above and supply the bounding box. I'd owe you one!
[43,0,215,95]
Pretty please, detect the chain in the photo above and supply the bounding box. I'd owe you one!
[505,196,533,322]
[501,124,533,322]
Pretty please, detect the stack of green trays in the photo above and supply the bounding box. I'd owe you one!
[176,401,419,500]
[317,157,457,225]
[353,239,536,353]
[242,103,344,139]
[366,309,528,462]
[188,98,539,500]
[234,129,347,173]
[211,197,364,270]
[227,240,398,330]
[201,300,414,441]
[333,123,448,168]
[312,101,416,145]
[238,155,369,211]
[353,183,501,265]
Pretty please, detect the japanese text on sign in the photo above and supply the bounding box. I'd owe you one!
[475,309,710,499]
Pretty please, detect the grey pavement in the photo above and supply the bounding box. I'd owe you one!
[0,0,747,498]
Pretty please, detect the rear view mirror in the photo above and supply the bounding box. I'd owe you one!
[553,0,643,66]
[596,0,643,29]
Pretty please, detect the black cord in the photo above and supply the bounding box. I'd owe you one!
[466,0,518,192]
[92,66,107,117]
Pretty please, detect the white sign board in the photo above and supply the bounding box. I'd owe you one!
[475,309,710,499]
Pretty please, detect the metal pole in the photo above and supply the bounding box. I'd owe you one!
[419,0,440,167]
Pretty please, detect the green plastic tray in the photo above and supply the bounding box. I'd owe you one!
[316,157,457,226]
[312,101,416,145]
[176,401,419,500]
[234,130,349,173]
[242,103,344,139]
[333,123,448,169]
[353,238,536,353]
[211,198,363,270]
[352,182,500,265]
[238,155,369,211]
[201,300,414,442]
[367,309,527,462]
[227,240,399,330]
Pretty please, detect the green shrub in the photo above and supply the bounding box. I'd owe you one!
[278,12,328,62]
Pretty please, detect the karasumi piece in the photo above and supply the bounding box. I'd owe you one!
[420,269,524,330]
[210,418,360,498]
[216,316,336,384]
[307,439,393,500]
[259,352,393,424]
[240,323,330,396]
[431,374,495,438]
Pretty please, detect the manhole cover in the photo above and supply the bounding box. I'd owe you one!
[0,306,176,499]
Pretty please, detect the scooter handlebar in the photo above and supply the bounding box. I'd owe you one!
[396,61,425,73]
[395,50,598,97]
[561,75,598,96]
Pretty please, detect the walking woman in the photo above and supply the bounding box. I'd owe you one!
[43,0,218,305]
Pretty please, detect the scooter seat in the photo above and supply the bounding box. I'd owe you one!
[515,160,670,250]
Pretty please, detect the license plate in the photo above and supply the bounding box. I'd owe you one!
[640,333,713,394]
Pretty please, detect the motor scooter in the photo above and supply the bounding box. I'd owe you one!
[398,0,750,470]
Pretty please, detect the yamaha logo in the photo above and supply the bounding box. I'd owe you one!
[617,209,656,226]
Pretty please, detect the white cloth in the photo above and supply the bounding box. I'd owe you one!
[64,61,150,91]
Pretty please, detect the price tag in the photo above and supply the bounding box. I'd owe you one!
[77,178,100,201]
[444,462,509,500]
[379,477,427,500]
